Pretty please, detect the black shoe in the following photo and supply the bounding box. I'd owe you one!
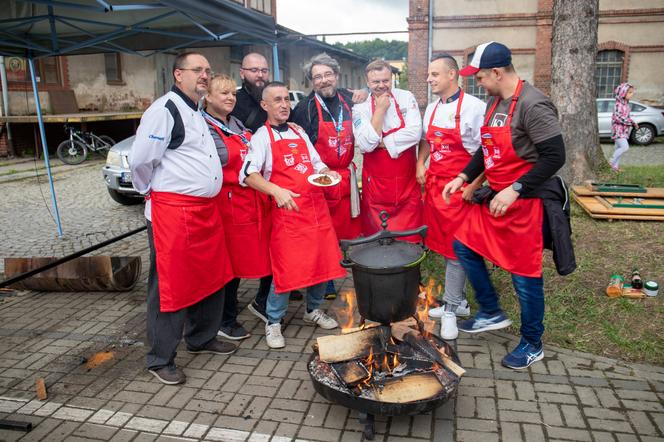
[248,300,268,324]
[187,339,237,355]
[218,323,251,340]
[148,365,185,385]
[290,290,303,301]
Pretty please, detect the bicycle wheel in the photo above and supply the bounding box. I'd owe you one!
[96,135,116,158]
[56,140,88,165]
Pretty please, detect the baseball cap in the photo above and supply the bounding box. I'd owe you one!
[459,41,512,76]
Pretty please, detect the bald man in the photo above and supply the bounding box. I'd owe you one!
[231,53,271,134]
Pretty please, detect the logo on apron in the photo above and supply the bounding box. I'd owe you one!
[432,151,444,162]
[284,154,295,166]
[328,136,339,148]
[493,147,501,159]
[301,154,311,163]
[240,148,248,161]
[294,163,308,174]
[434,131,443,137]
[440,144,451,153]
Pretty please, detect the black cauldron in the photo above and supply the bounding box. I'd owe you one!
[340,211,427,324]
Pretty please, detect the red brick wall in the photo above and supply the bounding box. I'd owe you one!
[534,0,553,94]
[407,0,429,110]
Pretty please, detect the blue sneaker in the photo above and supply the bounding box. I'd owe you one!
[502,339,544,370]
[458,311,512,334]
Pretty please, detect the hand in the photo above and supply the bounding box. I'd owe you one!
[442,177,464,204]
[351,89,369,104]
[488,186,520,217]
[416,162,427,186]
[272,186,300,212]
[374,93,391,112]
[461,179,481,202]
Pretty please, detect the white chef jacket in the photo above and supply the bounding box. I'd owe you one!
[239,124,328,185]
[352,88,422,159]
[422,91,487,156]
[129,87,222,221]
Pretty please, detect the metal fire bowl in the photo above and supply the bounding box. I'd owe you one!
[308,335,461,417]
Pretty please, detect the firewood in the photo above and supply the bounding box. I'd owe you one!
[35,378,47,401]
[436,348,466,377]
[374,372,443,403]
[317,326,390,363]
[391,319,435,341]
[331,361,370,386]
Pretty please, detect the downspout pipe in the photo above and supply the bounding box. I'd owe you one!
[427,0,433,102]
[0,56,13,154]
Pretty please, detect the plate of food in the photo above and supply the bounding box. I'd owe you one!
[308,173,340,187]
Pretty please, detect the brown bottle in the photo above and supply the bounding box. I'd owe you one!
[631,268,643,290]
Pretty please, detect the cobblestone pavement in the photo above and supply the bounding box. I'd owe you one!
[1,163,664,442]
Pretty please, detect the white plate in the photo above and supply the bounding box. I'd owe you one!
[308,173,340,187]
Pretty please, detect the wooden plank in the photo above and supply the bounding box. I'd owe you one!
[573,195,664,216]
[374,372,443,403]
[573,185,664,199]
[48,90,79,114]
[316,327,389,363]
[35,378,47,401]
[437,347,466,377]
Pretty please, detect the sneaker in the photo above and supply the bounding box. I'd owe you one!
[148,365,185,385]
[303,309,338,330]
[290,290,303,301]
[187,339,237,355]
[265,323,285,349]
[218,323,251,340]
[440,311,459,340]
[429,300,471,318]
[248,300,268,324]
[458,311,512,334]
[501,338,544,370]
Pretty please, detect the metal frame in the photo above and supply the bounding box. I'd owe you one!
[0,0,279,237]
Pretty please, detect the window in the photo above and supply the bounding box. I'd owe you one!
[595,50,623,98]
[596,99,612,113]
[464,53,487,102]
[37,57,61,84]
[105,53,123,84]
[631,103,645,112]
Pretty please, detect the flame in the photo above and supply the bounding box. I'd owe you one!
[416,278,437,325]
[392,353,399,368]
[337,290,357,331]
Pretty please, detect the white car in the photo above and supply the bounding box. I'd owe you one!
[597,98,664,145]
[289,90,306,109]
[102,136,143,205]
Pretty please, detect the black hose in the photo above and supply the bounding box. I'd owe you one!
[0,225,147,288]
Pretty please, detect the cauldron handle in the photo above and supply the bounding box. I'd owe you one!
[340,225,429,253]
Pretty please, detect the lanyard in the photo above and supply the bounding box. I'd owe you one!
[315,93,346,135]
[202,111,250,146]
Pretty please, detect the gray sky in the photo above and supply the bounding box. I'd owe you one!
[276,0,408,44]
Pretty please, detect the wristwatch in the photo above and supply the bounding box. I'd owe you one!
[511,181,523,194]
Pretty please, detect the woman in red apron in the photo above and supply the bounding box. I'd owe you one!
[204,74,272,340]
[313,94,361,240]
[362,92,422,241]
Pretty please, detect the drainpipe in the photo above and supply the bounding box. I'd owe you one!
[0,56,14,154]
[427,0,433,102]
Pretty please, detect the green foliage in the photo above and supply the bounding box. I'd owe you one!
[334,39,407,61]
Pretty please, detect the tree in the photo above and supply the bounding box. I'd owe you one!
[334,39,407,61]
[550,0,605,183]
[398,63,408,90]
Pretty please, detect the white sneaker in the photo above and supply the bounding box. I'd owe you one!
[303,309,338,330]
[440,311,459,340]
[265,323,285,349]
[429,300,471,318]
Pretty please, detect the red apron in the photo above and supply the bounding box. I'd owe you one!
[362,93,423,242]
[266,123,346,293]
[314,94,361,240]
[454,81,544,277]
[150,191,235,312]
[209,124,272,278]
[423,90,472,259]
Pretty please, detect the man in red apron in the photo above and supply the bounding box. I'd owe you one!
[352,60,423,241]
[241,82,347,349]
[292,53,364,300]
[129,53,237,385]
[443,42,566,370]
[416,54,486,327]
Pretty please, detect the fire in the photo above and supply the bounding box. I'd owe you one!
[337,290,358,331]
[417,278,438,325]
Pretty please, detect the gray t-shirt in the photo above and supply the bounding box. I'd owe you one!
[207,114,247,167]
[485,81,562,162]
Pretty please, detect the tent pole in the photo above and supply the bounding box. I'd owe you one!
[28,57,63,238]
[272,42,280,81]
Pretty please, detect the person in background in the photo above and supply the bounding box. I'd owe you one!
[609,82,638,172]
[202,74,272,339]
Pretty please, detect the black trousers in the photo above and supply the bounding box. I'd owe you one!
[221,274,272,328]
[145,221,225,369]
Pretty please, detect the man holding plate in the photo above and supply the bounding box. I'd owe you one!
[240,81,346,349]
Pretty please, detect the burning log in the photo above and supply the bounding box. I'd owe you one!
[402,331,466,378]
[374,372,444,403]
[316,326,390,363]
[331,361,370,386]
[391,317,435,341]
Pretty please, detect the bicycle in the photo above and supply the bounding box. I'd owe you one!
[56,124,116,165]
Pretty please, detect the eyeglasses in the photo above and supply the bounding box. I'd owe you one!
[312,71,336,82]
[241,67,270,75]
[178,67,213,76]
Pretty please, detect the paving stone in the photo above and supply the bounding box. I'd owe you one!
[514,381,536,401]
[297,425,342,441]
[456,396,475,417]
[546,426,592,441]
[498,399,537,412]
[163,420,189,436]
[595,388,621,408]
[500,422,522,442]
[495,380,516,400]
[621,400,663,412]
[582,407,625,420]
[456,430,499,441]
[73,422,119,440]
[206,427,250,441]
[522,423,546,442]
[456,417,498,432]
[560,404,586,428]
[389,415,411,436]
[574,386,600,407]
[540,403,563,427]
[263,408,305,425]
[52,406,94,422]
[324,404,349,429]
[183,423,209,439]
[587,418,633,433]
[615,389,660,401]
[109,428,140,442]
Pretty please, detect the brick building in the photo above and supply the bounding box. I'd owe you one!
[408,0,664,108]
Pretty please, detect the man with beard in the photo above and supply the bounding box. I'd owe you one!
[291,53,364,300]
[129,52,237,385]
[231,53,270,134]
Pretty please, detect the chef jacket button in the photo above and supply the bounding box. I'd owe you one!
[209,155,212,158]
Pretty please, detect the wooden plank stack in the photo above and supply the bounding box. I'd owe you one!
[572,182,664,221]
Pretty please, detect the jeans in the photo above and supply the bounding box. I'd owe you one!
[266,281,326,324]
[453,240,544,347]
